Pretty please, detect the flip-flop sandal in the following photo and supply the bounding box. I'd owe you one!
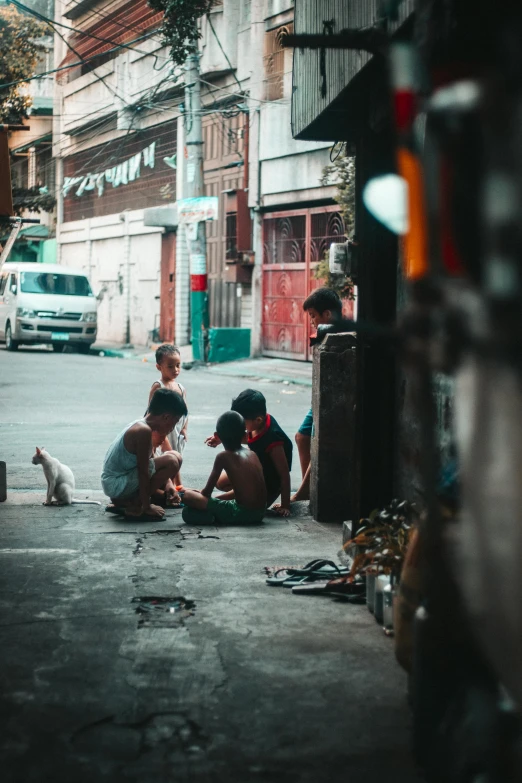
[266,560,349,587]
[284,560,347,577]
[265,559,331,586]
[105,505,125,515]
[292,577,366,598]
[281,566,351,588]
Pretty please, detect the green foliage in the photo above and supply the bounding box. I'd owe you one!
[315,151,356,299]
[0,7,47,123]
[320,152,356,237]
[12,185,56,215]
[148,0,215,65]
[344,499,417,580]
[314,256,355,300]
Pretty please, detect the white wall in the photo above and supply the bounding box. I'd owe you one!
[59,209,163,346]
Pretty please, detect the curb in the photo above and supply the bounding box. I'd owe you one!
[91,346,153,360]
[90,347,313,386]
[203,366,312,387]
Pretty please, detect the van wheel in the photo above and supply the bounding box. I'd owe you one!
[52,344,66,353]
[5,323,19,351]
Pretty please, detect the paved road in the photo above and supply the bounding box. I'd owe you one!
[0,348,419,783]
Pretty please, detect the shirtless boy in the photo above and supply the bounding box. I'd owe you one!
[182,411,267,524]
[102,388,188,519]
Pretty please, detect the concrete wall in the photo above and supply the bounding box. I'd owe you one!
[59,209,163,346]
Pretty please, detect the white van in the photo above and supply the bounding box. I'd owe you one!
[0,263,98,352]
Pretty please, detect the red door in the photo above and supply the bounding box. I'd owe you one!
[262,206,347,360]
[160,232,176,343]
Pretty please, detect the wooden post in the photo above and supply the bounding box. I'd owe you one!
[310,332,357,522]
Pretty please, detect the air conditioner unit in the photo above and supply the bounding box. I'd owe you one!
[329,240,357,280]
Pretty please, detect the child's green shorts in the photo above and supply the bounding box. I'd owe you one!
[182,498,265,525]
[207,498,265,524]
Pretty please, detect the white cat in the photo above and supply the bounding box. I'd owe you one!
[32,447,101,506]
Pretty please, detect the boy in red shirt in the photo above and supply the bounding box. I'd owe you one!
[206,389,293,517]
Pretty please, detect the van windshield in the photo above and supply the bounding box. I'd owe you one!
[20,271,93,297]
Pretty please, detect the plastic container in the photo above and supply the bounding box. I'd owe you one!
[383,582,394,632]
[375,574,391,625]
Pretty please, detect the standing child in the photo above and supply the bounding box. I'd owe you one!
[102,388,187,520]
[205,389,293,517]
[148,344,188,494]
[183,411,267,525]
[291,288,342,502]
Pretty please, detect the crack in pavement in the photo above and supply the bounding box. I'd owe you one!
[0,610,130,628]
[70,710,209,759]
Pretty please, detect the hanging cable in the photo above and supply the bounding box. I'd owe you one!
[8,0,157,57]
[205,12,244,96]
[0,30,156,91]
[46,17,129,108]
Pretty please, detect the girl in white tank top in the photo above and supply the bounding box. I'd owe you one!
[148,346,188,494]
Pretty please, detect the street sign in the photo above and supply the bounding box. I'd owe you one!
[178,196,218,223]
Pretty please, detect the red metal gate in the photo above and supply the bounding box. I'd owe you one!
[160,232,176,343]
[262,206,346,360]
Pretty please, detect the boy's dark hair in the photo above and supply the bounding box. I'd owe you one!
[303,287,342,317]
[149,388,188,418]
[231,389,266,419]
[216,411,246,450]
[156,344,180,364]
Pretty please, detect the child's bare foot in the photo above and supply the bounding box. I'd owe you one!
[126,503,164,519]
[290,489,310,502]
[166,491,182,508]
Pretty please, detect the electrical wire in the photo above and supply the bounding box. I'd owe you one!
[0,30,157,90]
[51,0,170,71]
[197,75,290,106]
[205,12,244,95]
[46,15,129,109]
[52,0,167,50]
[8,0,158,57]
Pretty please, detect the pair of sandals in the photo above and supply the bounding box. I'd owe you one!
[266,559,366,601]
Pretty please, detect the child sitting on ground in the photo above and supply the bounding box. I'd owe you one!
[205,389,293,517]
[102,388,187,520]
[148,344,188,502]
[183,411,266,525]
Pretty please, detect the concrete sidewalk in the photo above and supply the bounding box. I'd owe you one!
[0,348,418,783]
[91,342,313,386]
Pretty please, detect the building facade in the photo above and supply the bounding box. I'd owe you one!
[51,0,343,352]
[9,34,56,264]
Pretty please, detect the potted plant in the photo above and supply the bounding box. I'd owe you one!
[344,499,417,627]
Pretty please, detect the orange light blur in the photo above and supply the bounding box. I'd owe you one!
[397,147,429,280]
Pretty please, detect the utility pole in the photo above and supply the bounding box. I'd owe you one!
[184,51,209,361]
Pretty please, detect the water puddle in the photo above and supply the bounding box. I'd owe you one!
[132,596,196,628]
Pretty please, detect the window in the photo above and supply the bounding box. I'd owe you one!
[0,274,7,296]
[20,272,93,297]
[9,274,17,292]
[226,212,237,260]
[264,23,293,101]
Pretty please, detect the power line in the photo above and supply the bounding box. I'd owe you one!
[8,0,159,57]
[0,30,156,90]
[52,0,166,50]
[205,12,244,96]
[45,14,129,109]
